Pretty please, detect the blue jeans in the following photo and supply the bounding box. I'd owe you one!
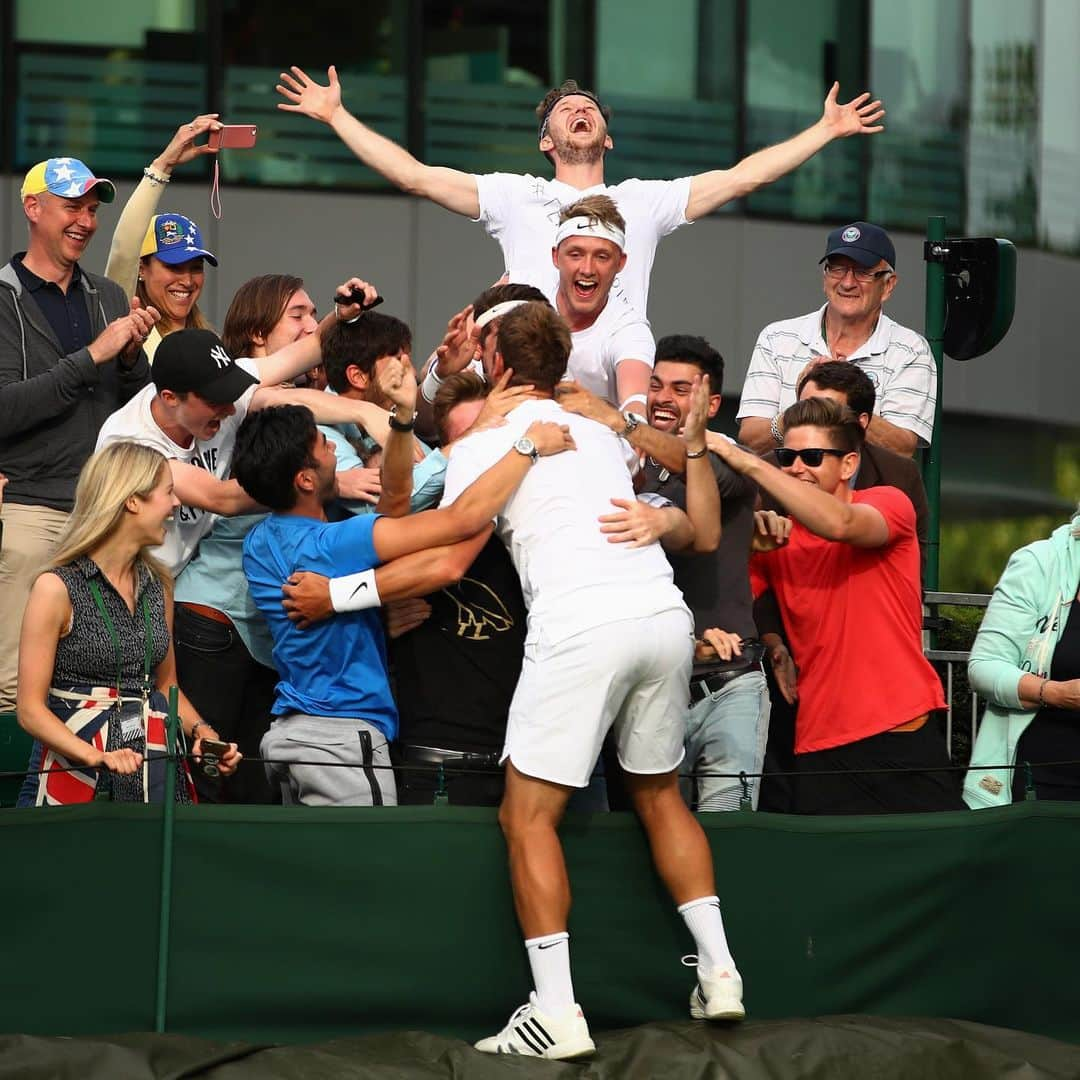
[682,670,770,812]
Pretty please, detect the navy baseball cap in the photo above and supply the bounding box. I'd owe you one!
[820,222,896,270]
[140,213,218,267]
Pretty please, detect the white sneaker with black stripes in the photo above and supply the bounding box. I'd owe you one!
[474,993,596,1059]
[688,964,745,1021]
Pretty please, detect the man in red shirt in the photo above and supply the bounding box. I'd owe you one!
[707,397,961,814]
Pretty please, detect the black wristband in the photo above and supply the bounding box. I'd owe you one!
[388,412,415,432]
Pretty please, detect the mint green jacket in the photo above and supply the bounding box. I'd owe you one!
[964,515,1080,808]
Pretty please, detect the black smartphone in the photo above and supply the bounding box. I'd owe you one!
[332,290,384,311]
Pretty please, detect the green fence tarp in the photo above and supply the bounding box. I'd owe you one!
[2,802,1080,1048]
[3,1018,1080,1079]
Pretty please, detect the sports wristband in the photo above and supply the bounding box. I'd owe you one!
[420,365,445,404]
[618,393,648,413]
[330,569,382,613]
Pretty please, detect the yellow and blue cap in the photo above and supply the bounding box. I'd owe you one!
[140,213,218,267]
[20,158,115,203]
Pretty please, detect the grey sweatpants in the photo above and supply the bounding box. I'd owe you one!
[260,713,397,806]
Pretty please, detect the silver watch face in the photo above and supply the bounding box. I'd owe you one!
[514,436,537,458]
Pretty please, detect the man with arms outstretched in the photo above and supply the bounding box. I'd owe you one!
[436,301,743,1060]
[277,68,884,313]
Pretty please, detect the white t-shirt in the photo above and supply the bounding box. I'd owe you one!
[95,360,260,575]
[736,304,937,445]
[474,173,692,315]
[440,398,687,642]
[555,289,656,405]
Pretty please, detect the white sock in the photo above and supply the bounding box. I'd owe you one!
[525,931,576,1015]
[678,895,735,977]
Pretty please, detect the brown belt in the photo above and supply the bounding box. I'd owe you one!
[178,602,233,627]
[891,713,928,733]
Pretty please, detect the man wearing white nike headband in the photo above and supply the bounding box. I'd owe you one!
[550,194,653,417]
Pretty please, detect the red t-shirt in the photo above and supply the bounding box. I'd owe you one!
[750,486,945,753]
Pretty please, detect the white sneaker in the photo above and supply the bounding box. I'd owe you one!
[474,993,596,1059]
[685,957,746,1021]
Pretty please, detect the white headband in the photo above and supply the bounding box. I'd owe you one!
[554,216,626,250]
[474,299,529,330]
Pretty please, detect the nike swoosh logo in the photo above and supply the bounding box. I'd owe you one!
[537,941,561,950]
[576,222,592,230]
[349,582,369,598]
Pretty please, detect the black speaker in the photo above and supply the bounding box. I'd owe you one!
[938,238,1017,361]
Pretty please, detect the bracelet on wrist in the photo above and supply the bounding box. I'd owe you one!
[143,166,171,186]
[1039,679,1050,707]
[389,411,416,432]
[190,720,205,740]
[686,445,708,459]
[770,413,784,445]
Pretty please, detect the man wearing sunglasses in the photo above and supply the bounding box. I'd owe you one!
[737,221,935,459]
[707,397,961,815]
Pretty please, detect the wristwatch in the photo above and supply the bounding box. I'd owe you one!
[620,411,641,439]
[389,410,416,432]
[513,435,540,463]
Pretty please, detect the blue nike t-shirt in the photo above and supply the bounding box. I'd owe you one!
[242,513,397,739]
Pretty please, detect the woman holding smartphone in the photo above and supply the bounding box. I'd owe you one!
[16,442,240,807]
[105,115,222,360]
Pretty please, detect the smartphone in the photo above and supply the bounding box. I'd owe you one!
[199,738,230,757]
[209,125,257,150]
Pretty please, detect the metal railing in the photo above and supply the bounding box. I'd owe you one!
[924,590,991,764]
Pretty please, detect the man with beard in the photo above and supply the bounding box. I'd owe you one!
[558,335,771,810]
[277,69,885,314]
[234,366,575,806]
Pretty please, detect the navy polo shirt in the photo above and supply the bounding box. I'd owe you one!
[12,253,93,355]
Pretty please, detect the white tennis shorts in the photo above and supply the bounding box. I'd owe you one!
[503,607,694,787]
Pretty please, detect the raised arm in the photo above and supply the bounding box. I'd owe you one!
[681,375,722,552]
[555,380,687,473]
[277,65,480,217]
[373,421,575,562]
[372,354,418,517]
[685,83,884,221]
[705,431,889,548]
[105,114,221,298]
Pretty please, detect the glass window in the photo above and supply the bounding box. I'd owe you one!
[744,0,866,221]
[593,0,738,191]
[421,1,569,177]
[1038,0,1080,254]
[15,1,207,173]
[222,0,407,189]
[867,1,967,233]
[966,0,1039,244]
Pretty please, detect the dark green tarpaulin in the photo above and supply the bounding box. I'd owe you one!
[2,801,1079,1049]
[3,1019,1080,1080]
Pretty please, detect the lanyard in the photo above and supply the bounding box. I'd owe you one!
[88,574,153,711]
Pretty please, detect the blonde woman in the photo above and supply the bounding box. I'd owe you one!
[105,115,221,360]
[16,442,240,806]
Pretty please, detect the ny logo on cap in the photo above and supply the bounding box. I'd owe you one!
[209,345,232,370]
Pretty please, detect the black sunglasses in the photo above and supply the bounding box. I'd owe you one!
[776,447,847,467]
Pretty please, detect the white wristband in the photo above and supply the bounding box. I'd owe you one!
[329,569,381,613]
[420,365,445,404]
[619,394,648,413]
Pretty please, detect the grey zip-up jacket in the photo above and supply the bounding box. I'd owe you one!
[0,258,150,511]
